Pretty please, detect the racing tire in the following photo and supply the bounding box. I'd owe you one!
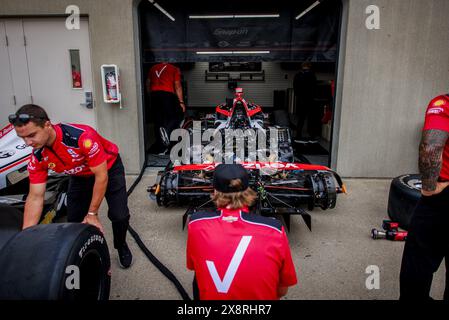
[0,223,111,300]
[0,205,23,252]
[387,174,421,230]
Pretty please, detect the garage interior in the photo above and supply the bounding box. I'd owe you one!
[138,0,342,167]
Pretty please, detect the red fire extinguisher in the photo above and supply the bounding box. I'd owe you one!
[105,71,118,101]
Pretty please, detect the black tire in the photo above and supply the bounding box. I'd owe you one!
[0,205,23,252]
[387,174,421,230]
[0,223,111,300]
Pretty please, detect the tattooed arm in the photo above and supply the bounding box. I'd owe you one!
[419,129,449,195]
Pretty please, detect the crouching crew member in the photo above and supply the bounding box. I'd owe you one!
[186,164,297,300]
[9,104,133,268]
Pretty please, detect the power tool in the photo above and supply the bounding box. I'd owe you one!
[371,220,408,241]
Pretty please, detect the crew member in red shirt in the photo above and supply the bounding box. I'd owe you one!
[9,104,133,268]
[146,62,185,154]
[400,94,449,300]
[186,164,297,300]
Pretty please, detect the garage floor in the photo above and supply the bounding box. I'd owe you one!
[100,170,445,300]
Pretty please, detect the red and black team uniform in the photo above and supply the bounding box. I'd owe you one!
[187,207,297,300]
[28,123,130,249]
[400,94,449,300]
[147,63,184,152]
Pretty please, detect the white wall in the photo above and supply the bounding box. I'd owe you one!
[335,0,449,177]
[183,62,333,108]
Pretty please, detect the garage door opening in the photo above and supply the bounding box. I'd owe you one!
[137,0,343,167]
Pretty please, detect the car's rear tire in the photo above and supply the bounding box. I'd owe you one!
[0,223,111,300]
[387,174,421,230]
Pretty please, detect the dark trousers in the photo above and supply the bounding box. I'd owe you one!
[295,100,321,139]
[66,154,130,249]
[400,187,449,300]
[150,91,183,151]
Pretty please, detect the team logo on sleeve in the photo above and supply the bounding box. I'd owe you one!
[433,99,446,107]
[88,142,100,157]
[27,162,36,171]
[48,163,56,170]
[83,139,93,149]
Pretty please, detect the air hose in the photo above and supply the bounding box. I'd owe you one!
[126,156,192,301]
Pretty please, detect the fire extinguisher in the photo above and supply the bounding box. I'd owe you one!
[105,71,118,101]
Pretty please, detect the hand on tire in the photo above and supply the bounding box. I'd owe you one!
[421,181,449,197]
[82,215,105,234]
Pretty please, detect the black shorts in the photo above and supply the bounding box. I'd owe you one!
[66,154,130,224]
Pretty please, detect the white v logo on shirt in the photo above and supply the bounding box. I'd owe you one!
[155,65,168,78]
[206,236,252,294]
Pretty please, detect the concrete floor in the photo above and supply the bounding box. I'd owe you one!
[100,170,445,300]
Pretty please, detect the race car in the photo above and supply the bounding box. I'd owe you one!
[166,88,294,163]
[148,161,346,230]
[0,123,31,191]
[0,122,68,224]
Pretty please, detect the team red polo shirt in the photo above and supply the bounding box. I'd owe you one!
[148,63,181,94]
[423,94,449,181]
[27,123,119,184]
[186,207,297,300]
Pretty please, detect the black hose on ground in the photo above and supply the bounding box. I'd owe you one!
[126,157,192,301]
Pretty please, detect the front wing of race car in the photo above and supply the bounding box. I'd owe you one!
[148,162,346,230]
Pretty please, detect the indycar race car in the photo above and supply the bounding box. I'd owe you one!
[148,161,346,230]
[168,88,294,163]
[0,123,68,224]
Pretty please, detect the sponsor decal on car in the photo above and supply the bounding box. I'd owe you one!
[0,150,16,158]
[15,144,28,150]
[0,124,14,139]
[173,162,331,172]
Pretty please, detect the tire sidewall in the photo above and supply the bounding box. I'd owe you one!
[59,227,111,300]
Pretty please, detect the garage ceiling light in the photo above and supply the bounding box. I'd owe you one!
[148,0,175,21]
[295,1,321,20]
[196,51,270,55]
[189,14,279,19]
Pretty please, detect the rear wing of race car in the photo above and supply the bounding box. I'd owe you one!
[148,162,346,231]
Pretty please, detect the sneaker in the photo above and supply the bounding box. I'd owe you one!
[117,243,133,269]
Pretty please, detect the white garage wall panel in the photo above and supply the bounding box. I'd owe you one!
[23,18,96,127]
[0,21,15,125]
[184,62,333,108]
[3,20,33,112]
[183,63,288,107]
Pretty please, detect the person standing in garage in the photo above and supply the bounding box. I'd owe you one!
[146,62,185,154]
[9,104,133,269]
[400,94,449,300]
[293,62,318,143]
[186,164,297,300]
